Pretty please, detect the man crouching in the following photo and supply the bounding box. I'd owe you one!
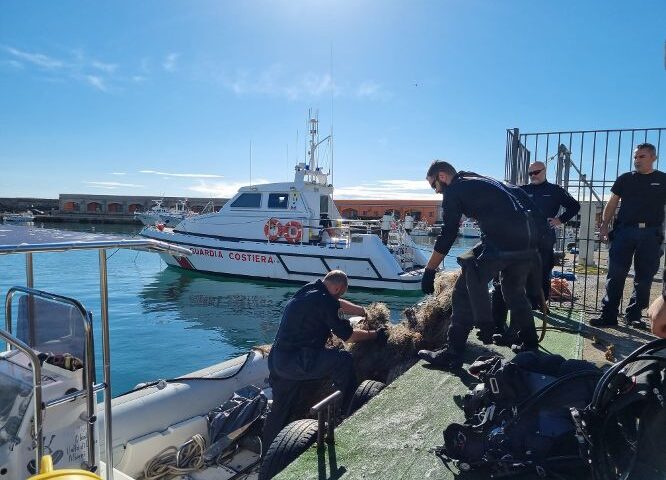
[262,270,387,447]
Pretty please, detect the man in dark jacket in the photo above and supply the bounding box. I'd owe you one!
[418,160,547,370]
[262,270,386,446]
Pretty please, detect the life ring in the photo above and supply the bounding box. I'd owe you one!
[264,218,282,241]
[283,220,303,244]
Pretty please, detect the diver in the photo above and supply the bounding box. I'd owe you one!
[418,160,547,370]
[262,270,387,447]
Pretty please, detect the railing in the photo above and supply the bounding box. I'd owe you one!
[506,127,665,313]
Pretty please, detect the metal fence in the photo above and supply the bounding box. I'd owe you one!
[505,127,665,313]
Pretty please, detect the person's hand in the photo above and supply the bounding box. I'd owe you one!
[599,223,609,243]
[421,268,437,294]
[548,217,562,228]
[647,295,666,338]
[375,326,389,346]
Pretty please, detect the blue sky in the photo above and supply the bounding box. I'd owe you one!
[1,0,665,200]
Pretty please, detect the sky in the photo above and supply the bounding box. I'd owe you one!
[1,0,665,200]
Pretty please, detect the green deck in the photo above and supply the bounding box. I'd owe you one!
[276,309,584,480]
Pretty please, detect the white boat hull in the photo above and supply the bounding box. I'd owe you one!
[141,228,424,291]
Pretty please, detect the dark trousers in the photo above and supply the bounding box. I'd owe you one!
[539,240,555,300]
[262,347,356,448]
[601,226,664,321]
[447,244,539,353]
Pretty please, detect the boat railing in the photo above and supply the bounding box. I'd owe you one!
[3,286,100,474]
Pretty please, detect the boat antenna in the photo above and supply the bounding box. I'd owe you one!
[330,43,334,188]
[249,139,252,187]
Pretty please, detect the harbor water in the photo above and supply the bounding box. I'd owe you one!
[0,223,477,394]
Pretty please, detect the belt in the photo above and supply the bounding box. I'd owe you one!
[618,222,663,229]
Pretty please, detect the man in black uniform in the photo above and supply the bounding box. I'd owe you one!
[591,143,666,328]
[262,270,386,446]
[491,161,580,334]
[418,161,547,370]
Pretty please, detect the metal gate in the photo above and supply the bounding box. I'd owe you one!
[505,127,665,313]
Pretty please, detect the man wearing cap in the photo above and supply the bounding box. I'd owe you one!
[591,143,666,328]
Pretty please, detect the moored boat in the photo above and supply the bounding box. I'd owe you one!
[141,114,427,291]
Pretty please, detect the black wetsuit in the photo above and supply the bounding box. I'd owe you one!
[262,280,355,446]
[434,172,547,354]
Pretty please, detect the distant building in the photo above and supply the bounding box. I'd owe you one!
[334,199,442,224]
[58,194,227,216]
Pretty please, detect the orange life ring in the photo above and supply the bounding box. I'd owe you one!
[264,218,282,241]
[283,220,303,244]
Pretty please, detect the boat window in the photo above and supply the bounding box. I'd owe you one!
[230,193,262,208]
[320,195,329,214]
[268,193,289,209]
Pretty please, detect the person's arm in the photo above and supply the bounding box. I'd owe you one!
[554,186,581,225]
[599,193,621,242]
[648,295,666,338]
[347,328,379,343]
[338,298,366,316]
[430,191,463,269]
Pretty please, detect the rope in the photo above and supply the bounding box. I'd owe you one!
[140,434,207,480]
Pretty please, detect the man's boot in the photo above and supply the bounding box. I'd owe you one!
[417,346,464,370]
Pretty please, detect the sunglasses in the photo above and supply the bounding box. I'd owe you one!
[429,178,438,189]
[528,169,544,176]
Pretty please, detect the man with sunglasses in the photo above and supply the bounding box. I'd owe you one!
[418,160,547,370]
[522,161,580,297]
[591,143,666,328]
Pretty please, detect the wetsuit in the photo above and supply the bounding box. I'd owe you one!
[262,280,355,446]
[599,170,666,323]
[434,172,547,357]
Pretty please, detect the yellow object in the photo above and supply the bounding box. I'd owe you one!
[27,455,102,480]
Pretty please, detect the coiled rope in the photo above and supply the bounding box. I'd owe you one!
[140,434,207,480]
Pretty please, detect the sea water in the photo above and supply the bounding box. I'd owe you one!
[0,223,476,394]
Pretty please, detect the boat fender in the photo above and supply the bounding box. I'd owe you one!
[264,218,282,241]
[283,221,303,244]
[156,223,165,231]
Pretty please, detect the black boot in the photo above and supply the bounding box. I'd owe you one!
[589,316,618,327]
[418,346,464,371]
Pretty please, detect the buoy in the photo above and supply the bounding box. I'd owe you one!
[156,223,165,231]
[263,218,282,241]
[282,220,303,244]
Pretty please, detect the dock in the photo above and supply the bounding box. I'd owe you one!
[276,309,584,480]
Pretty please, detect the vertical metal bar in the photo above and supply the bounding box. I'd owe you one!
[83,311,97,471]
[511,128,520,185]
[326,404,335,443]
[98,250,114,480]
[317,411,325,447]
[26,252,34,288]
[595,132,610,311]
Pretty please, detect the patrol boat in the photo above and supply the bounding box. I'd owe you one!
[140,114,427,291]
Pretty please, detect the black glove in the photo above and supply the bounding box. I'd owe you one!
[375,326,389,346]
[421,268,437,294]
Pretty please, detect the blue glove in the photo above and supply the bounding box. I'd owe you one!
[421,268,437,294]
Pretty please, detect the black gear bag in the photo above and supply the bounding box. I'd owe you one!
[435,352,601,478]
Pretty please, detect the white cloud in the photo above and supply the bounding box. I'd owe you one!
[335,179,439,200]
[163,53,180,72]
[91,60,117,73]
[187,179,270,198]
[140,170,224,178]
[227,65,339,100]
[85,75,108,92]
[356,80,392,101]
[111,172,126,176]
[85,181,145,189]
[3,46,65,69]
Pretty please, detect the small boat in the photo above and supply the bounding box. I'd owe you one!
[407,220,432,237]
[141,113,427,291]
[459,218,481,238]
[2,211,35,223]
[135,199,197,227]
[0,225,270,479]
